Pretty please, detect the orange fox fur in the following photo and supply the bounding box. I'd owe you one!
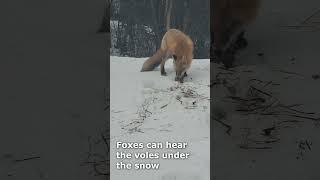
[141,29,194,83]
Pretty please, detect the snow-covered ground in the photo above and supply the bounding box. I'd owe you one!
[110,57,210,180]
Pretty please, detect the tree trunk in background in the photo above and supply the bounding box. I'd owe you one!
[182,0,191,33]
[151,0,161,50]
[165,0,173,30]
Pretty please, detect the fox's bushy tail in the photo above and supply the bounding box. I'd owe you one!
[140,49,166,72]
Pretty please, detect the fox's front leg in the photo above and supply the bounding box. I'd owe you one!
[175,71,187,83]
[175,75,184,83]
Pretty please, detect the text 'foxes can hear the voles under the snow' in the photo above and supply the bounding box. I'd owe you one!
[115,141,190,170]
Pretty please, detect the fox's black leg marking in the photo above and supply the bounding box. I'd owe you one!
[177,76,184,83]
[175,72,187,82]
[161,70,167,76]
[161,59,167,76]
[173,55,177,60]
[184,72,187,77]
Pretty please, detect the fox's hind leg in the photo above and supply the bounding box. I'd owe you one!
[160,51,172,76]
[160,60,167,76]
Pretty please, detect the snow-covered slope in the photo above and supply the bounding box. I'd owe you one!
[110,56,210,180]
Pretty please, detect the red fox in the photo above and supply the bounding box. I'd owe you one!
[141,29,194,83]
[212,0,260,68]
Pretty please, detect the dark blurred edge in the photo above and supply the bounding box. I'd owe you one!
[98,0,111,34]
[104,0,111,179]
[210,0,214,179]
[97,0,111,179]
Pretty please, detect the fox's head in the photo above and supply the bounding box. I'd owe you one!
[173,55,192,83]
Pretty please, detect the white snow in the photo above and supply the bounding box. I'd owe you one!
[110,56,210,180]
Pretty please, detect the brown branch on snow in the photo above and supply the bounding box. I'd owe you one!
[176,96,183,104]
[160,104,168,109]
